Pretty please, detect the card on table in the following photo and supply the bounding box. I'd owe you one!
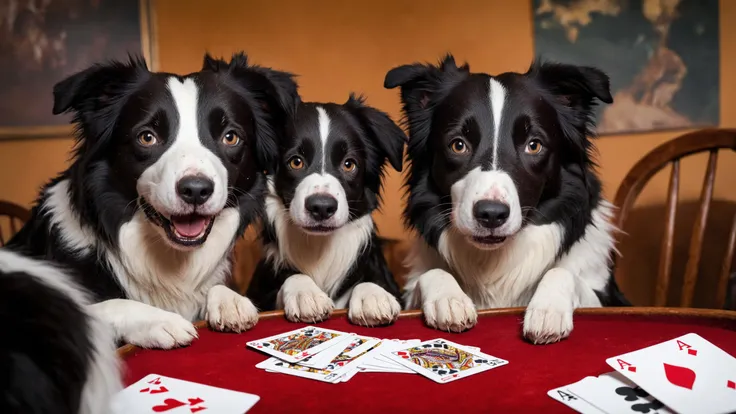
[384,338,507,384]
[299,335,378,369]
[606,333,736,414]
[547,377,606,414]
[246,326,349,363]
[259,335,383,383]
[111,374,260,413]
[566,372,674,414]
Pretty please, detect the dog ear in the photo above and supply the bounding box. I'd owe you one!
[201,52,228,71]
[345,94,406,172]
[212,51,300,173]
[530,61,612,108]
[53,55,148,116]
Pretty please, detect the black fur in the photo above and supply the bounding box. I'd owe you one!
[385,55,629,306]
[247,95,405,311]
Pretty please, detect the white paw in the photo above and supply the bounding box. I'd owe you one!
[283,289,334,323]
[423,293,477,333]
[206,285,259,333]
[123,311,198,349]
[348,282,401,326]
[523,306,573,345]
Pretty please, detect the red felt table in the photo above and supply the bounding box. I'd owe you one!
[119,308,736,413]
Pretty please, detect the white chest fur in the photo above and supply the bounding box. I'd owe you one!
[43,180,240,321]
[405,202,616,309]
[263,190,373,298]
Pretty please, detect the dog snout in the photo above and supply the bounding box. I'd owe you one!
[176,175,214,206]
[473,200,510,229]
[305,194,338,221]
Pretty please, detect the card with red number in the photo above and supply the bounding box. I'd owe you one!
[110,374,260,413]
[605,333,736,414]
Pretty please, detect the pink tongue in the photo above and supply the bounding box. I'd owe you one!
[172,216,207,237]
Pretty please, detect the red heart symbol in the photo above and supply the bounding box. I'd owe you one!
[401,355,409,359]
[727,380,735,390]
[301,352,309,356]
[152,398,187,412]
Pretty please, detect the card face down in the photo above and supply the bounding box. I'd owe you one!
[111,374,260,413]
[606,333,736,414]
[384,338,508,384]
[246,326,349,363]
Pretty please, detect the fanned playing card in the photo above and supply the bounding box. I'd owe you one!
[246,326,349,363]
[606,333,736,414]
[384,338,507,383]
[260,335,383,383]
[547,377,606,414]
[111,374,259,413]
[566,372,674,414]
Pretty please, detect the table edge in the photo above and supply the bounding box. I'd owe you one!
[116,307,736,358]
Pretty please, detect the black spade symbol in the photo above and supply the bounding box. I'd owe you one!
[474,358,488,363]
[422,344,432,348]
[437,370,448,375]
[275,362,284,367]
[264,343,272,348]
[449,369,458,374]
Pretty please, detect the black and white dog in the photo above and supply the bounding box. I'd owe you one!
[384,55,630,344]
[247,95,405,326]
[6,52,299,350]
[1,249,121,414]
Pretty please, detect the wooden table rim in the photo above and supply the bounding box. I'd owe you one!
[117,307,736,358]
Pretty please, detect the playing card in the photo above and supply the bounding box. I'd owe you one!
[384,338,508,384]
[547,377,606,414]
[567,372,674,414]
[246,326,349,363]
[111,374,260,413]
[261,335,382,383]
[606,333,736,414]
[295,334,358,369]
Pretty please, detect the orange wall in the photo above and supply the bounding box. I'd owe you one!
[1,0,734,242]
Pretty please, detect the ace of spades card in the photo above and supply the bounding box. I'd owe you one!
[606,333,736,414]
[246,326,349,363]
[385,338,508,384]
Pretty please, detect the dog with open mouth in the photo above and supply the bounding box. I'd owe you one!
[6,52,298,349]
[246,94,406,326]
[384,55,630,344]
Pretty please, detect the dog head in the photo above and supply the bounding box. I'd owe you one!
[270,94,405,234]
[385,55,611,250]
[53,52,297,249]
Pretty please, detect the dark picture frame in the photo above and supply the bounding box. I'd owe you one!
[0,0,158,140]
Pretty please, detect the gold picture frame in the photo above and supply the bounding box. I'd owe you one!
[0,0,158,140]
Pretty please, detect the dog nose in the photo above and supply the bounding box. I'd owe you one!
[305,194,338,221]
[176,176,214,206]
[473,200,510,229]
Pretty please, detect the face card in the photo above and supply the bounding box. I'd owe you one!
[261,336,382,383]
[111,374,260,413]
[606,333,736,414]
[567,372,674,414]
[547,377,606,414]
[246,326,349,363]
[295,334,357,369]
[384,338,508,384]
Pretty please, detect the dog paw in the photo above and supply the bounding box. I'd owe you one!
[283,289,334,323]
[423,293,477,333]
[206,285,259,333]
[123,311,198,349]
[348,282,401,326]
[523,306,573,345]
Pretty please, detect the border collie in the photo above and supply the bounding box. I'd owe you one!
[7,52,298,349]
[0,249,121,414]
[384,55,630,344]
[246,94,406,325]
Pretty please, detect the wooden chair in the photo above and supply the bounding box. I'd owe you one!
[613,128,736,309]
[0,200,31,247]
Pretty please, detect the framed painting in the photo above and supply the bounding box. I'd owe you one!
[0,0,157,139]
[532,0,719,135]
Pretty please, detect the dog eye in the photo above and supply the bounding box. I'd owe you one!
[222,131,240,146]
[137,131,158,147]
[449,138,468,154]
[288,156,305,170]
[525,139,543,155]
[342,158,357,172]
